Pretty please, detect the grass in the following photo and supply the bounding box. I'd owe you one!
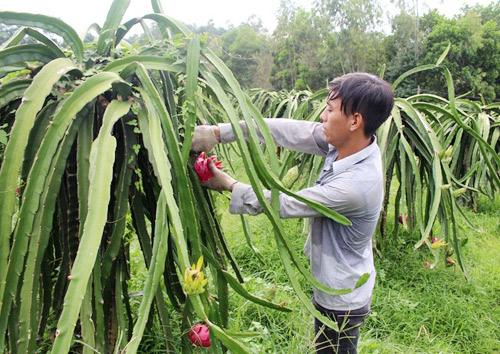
[215,190,500,354]
[126,148,500,353]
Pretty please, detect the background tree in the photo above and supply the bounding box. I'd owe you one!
[190,19,227,37]
[314,0,386,76]
[271,4,326,90]
[174,0,500,101]
[383,11,423,96]
[220,17,273,88]
[416,3,500,100]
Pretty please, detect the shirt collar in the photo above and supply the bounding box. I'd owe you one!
[330,136,378,175]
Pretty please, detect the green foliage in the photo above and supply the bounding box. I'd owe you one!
[363,196,500,353]
[315,0,385,74]
[220,24,273,89]
[185,0,500,102]
[271,6,326,90]
[0,124,6,146]
[419,10,500,100]
[0,1,363,353]
[270,0,387,90]
[1,1,499,352]
[0,2,254,352]
[217,183,500,353]
[248,59,500,278]
[383,11,421,96]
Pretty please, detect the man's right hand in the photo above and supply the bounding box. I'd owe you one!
[191,125,220,152]
[201,160,237,192]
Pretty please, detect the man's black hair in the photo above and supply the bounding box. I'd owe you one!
[328,72,394,137]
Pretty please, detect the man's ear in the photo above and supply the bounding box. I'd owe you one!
[349,112,364,132]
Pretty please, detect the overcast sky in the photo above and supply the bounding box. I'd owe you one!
[1,0,496,36]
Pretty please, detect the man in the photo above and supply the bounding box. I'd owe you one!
[191,72,394,353]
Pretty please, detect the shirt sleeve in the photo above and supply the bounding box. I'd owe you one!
[218,118,329,156]
[229,181,363,219]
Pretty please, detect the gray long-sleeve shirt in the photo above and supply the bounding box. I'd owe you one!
[219,119,382,311]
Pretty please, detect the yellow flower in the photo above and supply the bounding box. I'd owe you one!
[430,238,448,249]
[183,256,209,295]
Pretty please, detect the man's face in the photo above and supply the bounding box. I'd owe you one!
[320,98,352,147]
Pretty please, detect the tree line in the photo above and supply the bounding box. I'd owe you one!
[1,0,499,101]
[189,0,500,102]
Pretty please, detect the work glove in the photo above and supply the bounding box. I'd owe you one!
[191,125,220,152]
[202,160,238,192]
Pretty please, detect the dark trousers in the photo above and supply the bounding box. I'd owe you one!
[313,297,371,354]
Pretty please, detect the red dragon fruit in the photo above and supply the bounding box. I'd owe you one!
[194,152,223,183]
[189,323,211,347]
